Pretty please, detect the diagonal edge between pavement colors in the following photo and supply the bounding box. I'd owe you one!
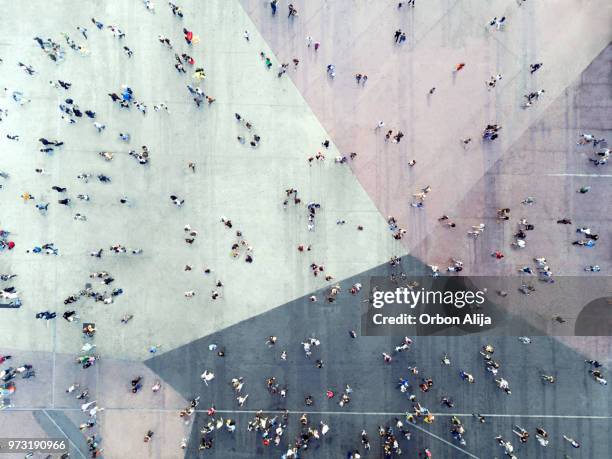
[238,0,612,258]
[413,43,612,368]
[145,253,611,458]
[416,42,612,278]
[237,0,612,364]
[0,0,404,361]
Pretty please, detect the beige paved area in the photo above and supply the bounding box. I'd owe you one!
[0,0,401,360]
[0,1,610,458]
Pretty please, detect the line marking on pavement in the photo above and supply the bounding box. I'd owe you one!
[9,408,612,419]
[51,320,57,408]
[545,173,612,178]
[211,410,612,420]
[42,410,86,459]
[411,422,481,459]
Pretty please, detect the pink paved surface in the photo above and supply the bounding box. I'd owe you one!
[0,348,189,458]
[240,1,610,261]
[240,1,612,360]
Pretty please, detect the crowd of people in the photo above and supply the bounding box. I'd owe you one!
[0,0,608,458]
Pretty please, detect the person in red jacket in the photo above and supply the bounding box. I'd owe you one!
[184,28,193,45]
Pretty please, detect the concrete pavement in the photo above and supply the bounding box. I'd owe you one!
[0,0,610,457]
[0,0,401,360]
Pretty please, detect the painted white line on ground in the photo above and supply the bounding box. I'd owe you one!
[545,173,612,178]
[411,422,481,459]
[42,410,86,459]
[212,410,612,420]
[51,320,56,408]
[9,408,612,419]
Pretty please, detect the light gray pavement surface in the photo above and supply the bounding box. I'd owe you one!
[0,0,401,359]
[0,0,610,458]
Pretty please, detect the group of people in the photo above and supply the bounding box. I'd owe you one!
[0,0,608,458]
